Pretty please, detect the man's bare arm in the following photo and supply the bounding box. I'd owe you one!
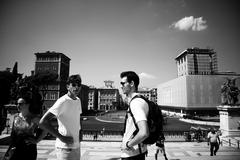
[39,112,73,144]
[126,120,149,148]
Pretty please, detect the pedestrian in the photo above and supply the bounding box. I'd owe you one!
[3,85,47,160]
[100,127,105,137]
[93,132,98,141]
[207,127,220,156]
[39,74,82,160]
[155,133,168,160]
[120,71,149,160]
[196,127,202,142]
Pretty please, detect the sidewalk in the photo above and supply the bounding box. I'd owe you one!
[1,138,240,160]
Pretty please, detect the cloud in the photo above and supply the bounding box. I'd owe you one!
[139,72,156,79]
[170,16,207,31]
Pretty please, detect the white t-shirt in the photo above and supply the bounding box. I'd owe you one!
[121,94,149,158]
[48,94,82,149]
[207,131,219,143]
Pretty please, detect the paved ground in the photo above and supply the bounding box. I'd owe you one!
[1,116,239,160]
[0,139,240,160]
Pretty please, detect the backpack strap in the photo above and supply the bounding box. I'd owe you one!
[128,104,142,154]
[127,95,148,154]
[129,94,147,131]
[124,95,146,133]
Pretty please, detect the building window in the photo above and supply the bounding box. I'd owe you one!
[50,93,56,100]
[44,93,48,100]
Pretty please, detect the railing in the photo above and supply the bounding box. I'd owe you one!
[80,130,200,142]
[221,138,240,149]
[80,130,123,142]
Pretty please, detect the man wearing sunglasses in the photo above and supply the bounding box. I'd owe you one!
[39,74,82,160]
[120,71,149,160]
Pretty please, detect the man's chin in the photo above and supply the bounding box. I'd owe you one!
[72,91,80,96]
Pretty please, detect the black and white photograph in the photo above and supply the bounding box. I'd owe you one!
[1,0,240,160]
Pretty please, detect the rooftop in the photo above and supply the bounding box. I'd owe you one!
[175,48,215,60]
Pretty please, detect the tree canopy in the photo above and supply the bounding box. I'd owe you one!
[0,71,16,105]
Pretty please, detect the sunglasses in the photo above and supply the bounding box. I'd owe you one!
[120,81,128,86]
[71,83,81,87]
[17,102,25,106]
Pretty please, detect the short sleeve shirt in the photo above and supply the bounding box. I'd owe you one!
[48,94,82,149]
[121,94,149,158]
[207,132,219,143]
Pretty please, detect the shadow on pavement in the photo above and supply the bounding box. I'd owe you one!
[0,135,10,145]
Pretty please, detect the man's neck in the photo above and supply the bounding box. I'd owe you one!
[126,92,139,101]
[67,92,77,100]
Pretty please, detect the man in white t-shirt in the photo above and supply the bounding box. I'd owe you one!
[120,71,149,160]
[207,128,220,156]
[40,74,82,160]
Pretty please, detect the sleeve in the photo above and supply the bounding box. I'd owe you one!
[130,98,148,123]
[207,132,211,139]
[48,98,64,117]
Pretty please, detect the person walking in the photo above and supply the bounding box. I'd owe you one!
[3,85,47,160]
[155,133,168,160]
[207,127,220,156]
[39,74,82,160]
[120,71,149,160]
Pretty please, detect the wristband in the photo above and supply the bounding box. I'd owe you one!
[126,141,131,149]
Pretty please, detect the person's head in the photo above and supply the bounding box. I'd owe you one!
[66,74,82,98]
[210,127,215,134]
[120,71,139,95]
[17,97,30,113]
[17,85,42,115]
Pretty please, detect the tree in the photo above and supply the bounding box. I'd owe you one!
[0,71,16,105]
[0,71,16,134]
[23,72,58,103]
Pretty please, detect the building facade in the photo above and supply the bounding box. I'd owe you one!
[88,87,98,110]
[34,51,70,111]
[150,88,158,104]
[175,48,218,77]
[97,81,120,111]
[97,88,120,111]
[158,48,240,116]
[157,75,240,115]
[138,87,158,104]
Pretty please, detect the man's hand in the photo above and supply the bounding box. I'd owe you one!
[59,135,74,144]
[121,141,133,151]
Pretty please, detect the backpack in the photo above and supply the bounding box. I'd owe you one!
[129,94,164,145]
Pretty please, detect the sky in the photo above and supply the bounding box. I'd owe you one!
[0,0,240,89]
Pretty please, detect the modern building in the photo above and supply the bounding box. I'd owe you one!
[34,51,70,111]
[175,48,218,77]
[157,48,240,116]
[157,75,240,115]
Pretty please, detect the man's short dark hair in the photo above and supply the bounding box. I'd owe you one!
[67,74,82,86]
[120,71,139,89]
